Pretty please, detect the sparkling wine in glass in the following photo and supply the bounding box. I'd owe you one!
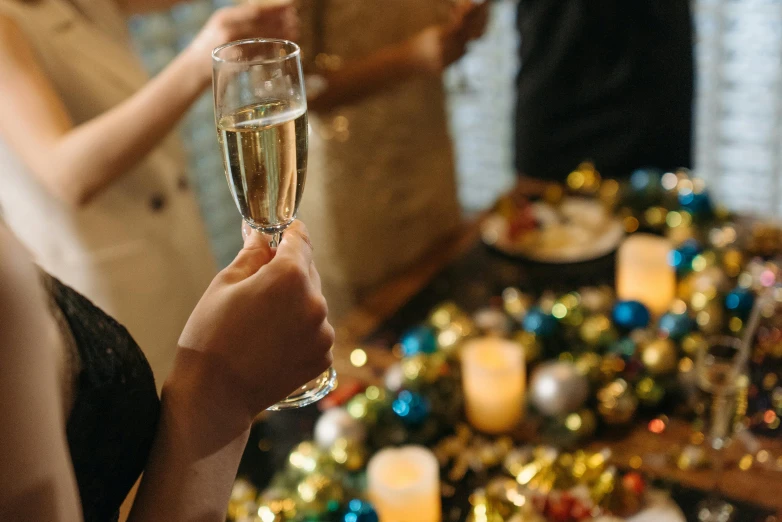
[212,38,336,410]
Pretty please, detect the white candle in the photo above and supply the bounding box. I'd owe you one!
[367,446,441,522]
[461,338,525,434]
[616,234,676,316]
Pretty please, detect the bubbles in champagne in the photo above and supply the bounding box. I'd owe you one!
[218,101,308,233]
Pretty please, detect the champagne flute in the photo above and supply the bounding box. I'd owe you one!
[212,38,336,410]
[695,336,749,522]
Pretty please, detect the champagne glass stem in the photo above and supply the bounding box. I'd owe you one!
[270,231,283,248]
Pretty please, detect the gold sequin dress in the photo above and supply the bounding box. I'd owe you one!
[297,0,462,319]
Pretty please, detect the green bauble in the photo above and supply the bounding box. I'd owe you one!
[295,472,344,520]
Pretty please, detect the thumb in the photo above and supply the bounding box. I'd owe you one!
[228,222,275,279]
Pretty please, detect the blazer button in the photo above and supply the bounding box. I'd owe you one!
[177,176,190,191]
[149,194,166,212]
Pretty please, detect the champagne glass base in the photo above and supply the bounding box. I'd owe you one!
[267,367,338,411]
[697,498,735,522]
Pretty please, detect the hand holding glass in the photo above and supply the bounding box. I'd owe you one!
[212,39,336,410]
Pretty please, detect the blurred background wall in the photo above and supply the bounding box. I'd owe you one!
[129,0,782,267]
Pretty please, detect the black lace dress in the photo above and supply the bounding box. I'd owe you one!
[45,275,161,522]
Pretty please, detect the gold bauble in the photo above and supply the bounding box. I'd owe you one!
[513,331,542,363]
[328,438,367,472]
[635,376,666,407]
[597,379,638,425]
[428,301,463,329]
[287,441,328,476]
[599,353,627,382]
[579,314,618,347]
[681,333,708,356]
[574,352,603,382]
[695,300,724,335]
[565,409,597,439]
[640,339,679,376]
[580,285,615,313]
[722,248,745,278]
[257,488,297,522]
[502,288,535,321]
[295,472,344,518]
[667,222,697,245]
[228,479,258,521]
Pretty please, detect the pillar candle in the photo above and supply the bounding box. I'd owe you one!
[461,338,525,434]
[367,446,441,522]
[616,234,676,316]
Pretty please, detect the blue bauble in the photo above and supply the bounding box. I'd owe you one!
[400,326,437,357]
[679,190,713,217]
[343,499,379,522]
[609,337,638,359]
[658,312,693,341]
[392,390,430,426]
[522,307,558,338]
[612,300,652,330]
[725,287,754,319]
[668,239,702,275]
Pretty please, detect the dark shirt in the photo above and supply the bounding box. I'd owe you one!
[514,1,693,181]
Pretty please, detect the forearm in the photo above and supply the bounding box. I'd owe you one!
[127,350,254,522]
[49,49,208,206]
[308,39,427,113]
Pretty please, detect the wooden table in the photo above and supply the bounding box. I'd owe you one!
[323,219,782,517]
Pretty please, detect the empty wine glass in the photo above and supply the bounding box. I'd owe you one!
[695,336,749,522]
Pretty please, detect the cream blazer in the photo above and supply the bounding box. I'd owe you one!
[0,0,217,384]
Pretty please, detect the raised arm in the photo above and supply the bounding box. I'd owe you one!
[128,220,334,522]
[0,4,296,207]
[307,1,488,113]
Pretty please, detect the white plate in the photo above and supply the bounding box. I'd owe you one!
[481,199,625,264]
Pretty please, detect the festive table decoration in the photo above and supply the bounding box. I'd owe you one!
[228,168,782,521]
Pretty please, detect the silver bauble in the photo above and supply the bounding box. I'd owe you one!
[529,361,590,416]
[313,408,367,449]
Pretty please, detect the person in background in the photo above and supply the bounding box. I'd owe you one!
[514,1,694,193]
[296,0,488,320]
[0,219,334,522]
[0,0,296,383]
